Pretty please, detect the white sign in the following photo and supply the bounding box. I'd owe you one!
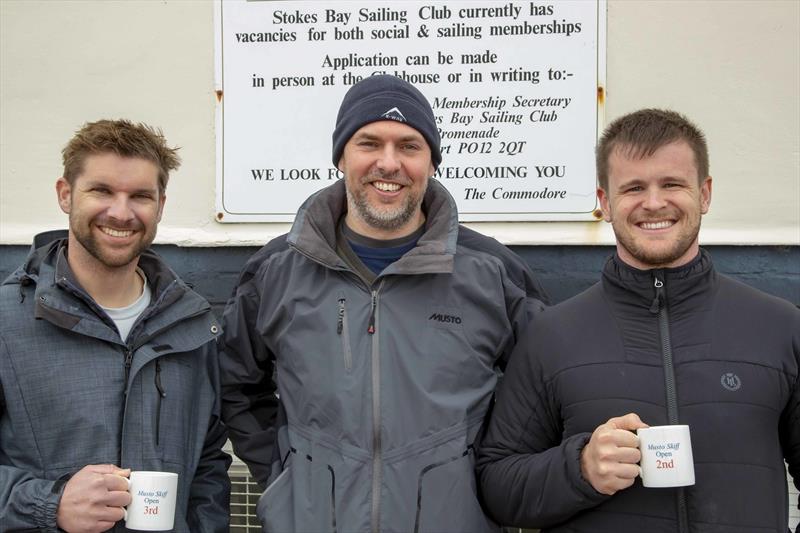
[215,0,606,222]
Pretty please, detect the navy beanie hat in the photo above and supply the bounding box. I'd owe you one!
[332,74,442,169]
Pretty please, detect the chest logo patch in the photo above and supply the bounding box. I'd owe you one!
[428,312,462,325]
[720,372,742,391]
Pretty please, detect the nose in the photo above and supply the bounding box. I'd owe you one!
[106,193,135,222]
[642,187,668,210]
[376,145,401,174]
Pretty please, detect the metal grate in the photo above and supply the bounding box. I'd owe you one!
[790,462,799,530]
[226,439,262,532]
[228,461,261,532]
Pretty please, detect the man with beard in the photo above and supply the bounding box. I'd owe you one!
[219,74,548,532]
[0,120,231,532]
[477,109,800,532]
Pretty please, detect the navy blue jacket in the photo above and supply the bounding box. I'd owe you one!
[478,251,800,533]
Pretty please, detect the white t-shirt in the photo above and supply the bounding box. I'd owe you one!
[102,269,152,342]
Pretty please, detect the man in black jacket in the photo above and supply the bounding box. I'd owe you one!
[477,109,799,532]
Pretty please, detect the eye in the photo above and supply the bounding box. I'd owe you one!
[402,143,421,151]
[625,185,643,193]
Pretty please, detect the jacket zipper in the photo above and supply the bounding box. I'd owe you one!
[123,347,134,388]
[370,281,385,533]
[154,360,166,446]
[368,291,377,335]
[337,298,353,370]
[651,273,689,533]
[120,346,134,467]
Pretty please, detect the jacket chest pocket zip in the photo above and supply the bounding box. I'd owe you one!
[337,298,353,370]
[154,360,167,446]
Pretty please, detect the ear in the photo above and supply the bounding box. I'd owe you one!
[699,176,712,214]
[156,192,167,222]
[597,187,613,222]
[56,178,72,214]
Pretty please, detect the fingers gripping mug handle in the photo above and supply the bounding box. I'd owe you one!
[122,475,131,521]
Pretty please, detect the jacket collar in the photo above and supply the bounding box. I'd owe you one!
[602,249,717,311]
[11,234,211,346]
[287,179,459,276]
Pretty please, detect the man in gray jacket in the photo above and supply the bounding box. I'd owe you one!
[220,74,548,532]
[0,120,231,532]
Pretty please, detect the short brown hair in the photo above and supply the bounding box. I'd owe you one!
[62,119,180,192]
[596,109,709,190]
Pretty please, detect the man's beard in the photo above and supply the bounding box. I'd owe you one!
[346,176,423,231]
[613,211,701,268]
[70,214,154,268]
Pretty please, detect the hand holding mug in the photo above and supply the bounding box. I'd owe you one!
[580,413,649,495]
[56,464,131,533]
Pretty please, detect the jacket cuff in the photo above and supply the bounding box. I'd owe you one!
[34,472,72,531]
[565,432,608,503]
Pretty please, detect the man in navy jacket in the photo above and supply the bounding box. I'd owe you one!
[478,109,799,532]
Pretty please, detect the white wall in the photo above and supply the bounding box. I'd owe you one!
[1,0,798,247]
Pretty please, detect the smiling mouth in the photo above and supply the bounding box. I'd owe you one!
[372,181,402,192]
[99,226,135,238]
[638,220,675,230]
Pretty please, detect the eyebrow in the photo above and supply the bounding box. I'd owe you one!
[81,179,158,195]
[615,175,692,190]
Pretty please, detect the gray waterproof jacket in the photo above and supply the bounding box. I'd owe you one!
[220,180,547,533]
[0,233,231,532]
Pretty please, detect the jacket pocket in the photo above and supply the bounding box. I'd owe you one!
[413,448,497,533]
[257,466,294,531]
[154,360,166,446]
[257,451,337,533]
[337,297,352,371]
[144,358,197,465]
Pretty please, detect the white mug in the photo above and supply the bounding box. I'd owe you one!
[637,425,695,488]
[124,471,178,531]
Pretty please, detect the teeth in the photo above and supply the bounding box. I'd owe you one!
[100,227,134,238]
[373,181,401,192]
[640,221,673,230]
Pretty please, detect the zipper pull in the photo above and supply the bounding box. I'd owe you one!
[123,348,134,392]
[368,291,377,334]
[649,275,664,314]
[337,299,345,334]
[154,360,166,398]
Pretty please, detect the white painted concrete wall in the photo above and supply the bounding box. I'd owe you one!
[1,0,798,247]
